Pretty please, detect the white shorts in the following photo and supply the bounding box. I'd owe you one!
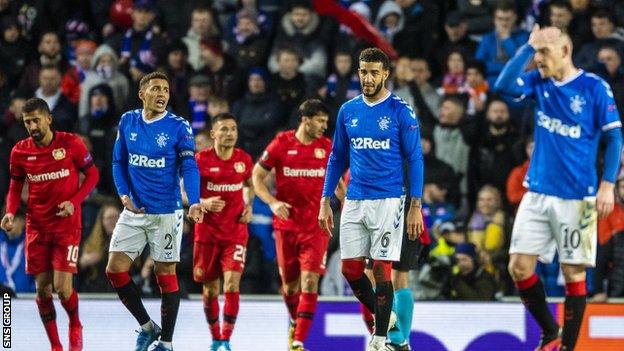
[110,209,184,262]
[509,192,597,266]
[340,197,405,261]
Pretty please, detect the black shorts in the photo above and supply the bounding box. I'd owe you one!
[364,233,424,271]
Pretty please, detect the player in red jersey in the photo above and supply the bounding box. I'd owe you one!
[194,113,254,351]
[1,98,99,351]
[252,99,341,351]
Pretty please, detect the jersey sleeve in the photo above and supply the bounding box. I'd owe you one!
[177,121,200,205]
[112,114,131,196]
[322,105,349,197]
[594,79,623,132]
[6,147,25,215]
[258,135,282,170]
[398,104,424,198]
[493,44,539,101]
[244,152,254,180]
[71,135,94,171]
[8,147,25,180]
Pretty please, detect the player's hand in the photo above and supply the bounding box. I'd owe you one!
[528,24,561,48]
[318,199,334,236]
[201,196,226,212]
[121,195,145,214]
[406,206,424,241]
[0,213,14,232]
[270,200,292,220]
[592,292,608,303]
[56,201,75,217]
[596,181,615,219]
[239,205,253,224]
[188,203,203,223]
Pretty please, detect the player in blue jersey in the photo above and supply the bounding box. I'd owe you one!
[495,26,623,351]
[319,48,424,351]
[105,72,203,351]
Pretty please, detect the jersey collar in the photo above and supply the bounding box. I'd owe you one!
[551,69,583,87]
[362,91,391,107]
[141,110,168,124]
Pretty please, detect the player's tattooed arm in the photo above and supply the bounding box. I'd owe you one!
[410,197,422,209]
[406,197,423,240]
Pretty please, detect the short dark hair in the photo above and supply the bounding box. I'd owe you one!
[277,46,301,62]
[40,64,61,75]
[592,8,615,24]
[441,94,466,111]
[465,59,486,76]
[23,97,51,115]
[139,71,169,90]
[359,47,390,70]
[211,112,237,124]
[549,0,573,13]
[299,99,329,119]
[290,0,314,11]
[494,1,516,13]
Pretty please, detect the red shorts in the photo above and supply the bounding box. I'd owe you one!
[275,229,329,283]
[25,229,81,275]
[193,239,248,282]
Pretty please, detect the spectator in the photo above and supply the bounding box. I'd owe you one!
[0,17,29,89]
[78,203,121,293]
[421,132,460,207]
[198,38,245,104]
[411,57,440,120]
[374,0,404,44]
[80,44,130,118]
[456,0,497,35]
[392,56,437,131]
[1,95,28,151]
[183,6,221,72]
[437,11,477,75]
[392,0,439,58]
[450,242,497,301]
[81,84,118,195]
[35,65,77,132]
[467,185,508,278]
[232,67,282,160]
[61,39,97,105]
[268,0,327,80]
[506,135,534,210]
[469,98,517,196]
[185,74,211,133]
[207,95,229,120]
[160,40,193,116]
[594,46,624,122]
[322,51,359,133]
[430,221,466,258]
[194,128,212,153]
[422,180,456,232]
[0,213,35,294]
[271,47,306,128]
[548,0,591,50]
[331,1,371,56]
[475,2,529,87]
[18,31,68,96]
[463,60,489,117]
[439,50,466,96]
[575,8,624,70]
[226,9,269,72]
[594,172,624,300]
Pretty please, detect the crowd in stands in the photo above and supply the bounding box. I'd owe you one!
[1,0,624,301]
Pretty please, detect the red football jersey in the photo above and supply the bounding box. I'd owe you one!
[259,130,332,233]
[195,147,253,243]
[9,132,93,232]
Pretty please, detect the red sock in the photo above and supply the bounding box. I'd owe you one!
[283,292,300,321]
[203,295,221,340]
[360,303,375,334]
[60,290,81,327]
[36,296,62,347]
[222,292,240,341]
[294,292,318,343]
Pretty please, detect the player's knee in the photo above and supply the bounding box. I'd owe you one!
[106,270,131,288]
[508,259,532,281]
[301,272,319,293]
[282,281,300,296]
[223,279,240,293]
[341,259,365,282]
[53,282,72,300]
[203,281,220,297]
[372,260,392,282]
[36,284,53,298]
[561,264,585,283]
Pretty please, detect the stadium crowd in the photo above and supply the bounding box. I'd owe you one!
[0,0,623,302]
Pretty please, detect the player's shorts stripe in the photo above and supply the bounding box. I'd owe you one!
[10,174,25,181]
[79,160,95,172]
[602,120,622,131]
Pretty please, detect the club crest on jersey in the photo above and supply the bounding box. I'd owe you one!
[156,132,169,148]
[234,162,245,173]
[569,95,586,115]
[52,148,66,160]
[378,116,391,130]
[314,148,326,159]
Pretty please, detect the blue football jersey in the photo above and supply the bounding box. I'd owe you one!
[112,109,198,214]
[322,93,424,200]
[515,70,622,199]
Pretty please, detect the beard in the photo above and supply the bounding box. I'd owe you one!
[30,130,44,142]
[362,81,384,98]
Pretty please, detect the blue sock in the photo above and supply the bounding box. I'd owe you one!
[388,295,405,345]
[390,288,414,344]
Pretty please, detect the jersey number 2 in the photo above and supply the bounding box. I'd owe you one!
[233,245,247,263]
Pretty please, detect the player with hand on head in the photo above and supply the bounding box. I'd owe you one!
[193,113,254,351]
[253,99,338,351]
[105,72,203,351]
[495,25,623,351]
[319,47,425,351]
[1,97,100,351]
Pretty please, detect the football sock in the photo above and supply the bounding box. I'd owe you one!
[157,274,180,343]
[562,281,587,350]
[516,274,559,336]
[203,294,221,340]
[36,296,62,347]
[294,292,318,343]
[222,292,240,341]
[106,271,151,326]
[60,289,82,327]
[389,288,413,344]
[374,281,394,337]
[283,291,300,321]
[360,303,375,334]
